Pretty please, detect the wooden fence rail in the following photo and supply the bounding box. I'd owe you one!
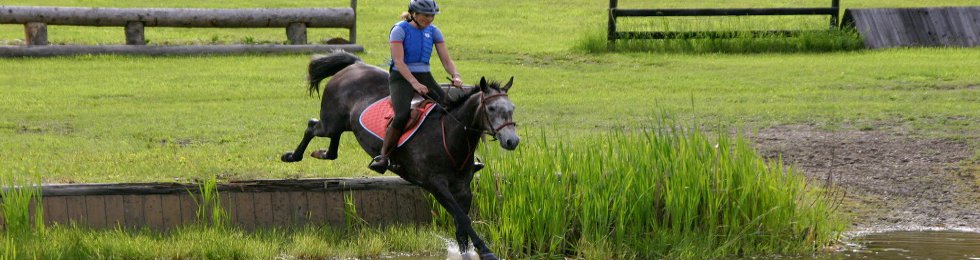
[0,1,362,57]
[608,0,841,42]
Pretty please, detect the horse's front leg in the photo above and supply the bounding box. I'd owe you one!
[281,119,320,162]
[451,178,476,255]
[428,181,497,260]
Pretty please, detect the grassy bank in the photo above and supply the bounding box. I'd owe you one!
[470,121,844,258]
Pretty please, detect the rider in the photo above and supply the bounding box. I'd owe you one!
[369,0,464,173]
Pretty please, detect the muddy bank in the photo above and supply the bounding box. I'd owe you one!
[752,125,980,231]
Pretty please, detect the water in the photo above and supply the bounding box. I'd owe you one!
[810,230,980,260]
[385,231,980,260]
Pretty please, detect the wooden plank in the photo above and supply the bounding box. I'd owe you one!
[307,191,328,226]
[234,192,256,231]
[144,195,164,230]
[220,192,236,225]
[325,191,346,227]
[160,194,182,229]
[84,196,108,229]
[355,189,383,226]
[271,192,292,227]
[42,197,68,226]
[253,192,274,228]
[289,191,310,227]
[179,194,197,225]
[103,195,125,227]
[65,196,87,226]
[123,194,144,229]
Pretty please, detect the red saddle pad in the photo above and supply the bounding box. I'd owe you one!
[358,97,437,147]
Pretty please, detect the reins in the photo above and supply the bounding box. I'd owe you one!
[424,90,516,171]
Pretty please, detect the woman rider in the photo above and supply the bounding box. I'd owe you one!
[369,0,463,173]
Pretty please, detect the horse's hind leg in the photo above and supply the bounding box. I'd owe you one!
[281,119,321,162]
[310,133,341,160]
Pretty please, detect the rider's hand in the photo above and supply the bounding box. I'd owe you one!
[411,81,429,95]
[451,75,463,88]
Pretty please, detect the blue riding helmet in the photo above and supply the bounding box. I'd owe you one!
[409,0,439,15]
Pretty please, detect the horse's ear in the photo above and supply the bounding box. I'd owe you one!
[502,76,514,92]
[479,77,488,92]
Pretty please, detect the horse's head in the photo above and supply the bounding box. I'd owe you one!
[476,77,520,150]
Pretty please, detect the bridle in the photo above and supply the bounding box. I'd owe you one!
[435,90,517,171]
[475,92,517,139]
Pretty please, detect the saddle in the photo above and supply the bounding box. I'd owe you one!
[359,96,438,147]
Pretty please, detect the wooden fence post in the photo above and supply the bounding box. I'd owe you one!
[350,0,358,44]
[286,23,308,45]
[125,21,146,45]
[830,0,841,28]
[24,22,48,46]
[608,0,618,42]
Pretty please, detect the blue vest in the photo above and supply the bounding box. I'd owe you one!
[393,21,436,71]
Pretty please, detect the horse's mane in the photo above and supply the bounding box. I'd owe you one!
[445,80,504,110]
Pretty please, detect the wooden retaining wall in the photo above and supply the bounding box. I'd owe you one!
[842,7,980,49]
[0,177,433,231]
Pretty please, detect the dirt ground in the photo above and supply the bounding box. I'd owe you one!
[752,125,980,232]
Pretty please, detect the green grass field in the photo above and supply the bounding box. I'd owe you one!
[2,0,978,183]
[2,0,977,258]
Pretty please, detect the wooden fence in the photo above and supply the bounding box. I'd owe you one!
[0,2,363,57]
[608,0,841,41]
[0,177,432,231]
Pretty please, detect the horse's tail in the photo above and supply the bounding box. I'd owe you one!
[307,51,362,97]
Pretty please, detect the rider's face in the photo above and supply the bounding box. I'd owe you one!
[413,13,435,27]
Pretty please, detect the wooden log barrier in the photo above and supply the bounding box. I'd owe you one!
[0,2,362,56]
[0,177,432,231]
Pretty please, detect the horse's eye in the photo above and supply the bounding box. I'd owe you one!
[488,107,496,112]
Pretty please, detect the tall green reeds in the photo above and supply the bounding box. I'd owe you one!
[190,175,228,228]
[473,121,845,258]
[1,175,44,236]
[1,174,45,260]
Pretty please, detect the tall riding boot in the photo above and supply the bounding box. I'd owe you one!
[368,127,403,174]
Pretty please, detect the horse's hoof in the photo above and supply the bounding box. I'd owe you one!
[281,152,299,162]
[473,161,485,172]
[479,252,498,260]
[311,150,337,160]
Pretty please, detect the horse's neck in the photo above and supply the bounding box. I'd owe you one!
[449,93,482,130]
[444,94,484,144]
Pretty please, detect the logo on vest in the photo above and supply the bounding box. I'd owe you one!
[424,33,431,38]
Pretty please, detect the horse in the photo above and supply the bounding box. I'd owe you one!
[280,51,519,260]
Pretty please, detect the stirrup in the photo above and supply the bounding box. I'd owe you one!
[368,155,389,174]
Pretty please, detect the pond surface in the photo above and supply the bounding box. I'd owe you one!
[810,230,980,260]
[385,230,980,260]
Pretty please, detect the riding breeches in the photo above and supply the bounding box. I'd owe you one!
[388,71,447,131]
